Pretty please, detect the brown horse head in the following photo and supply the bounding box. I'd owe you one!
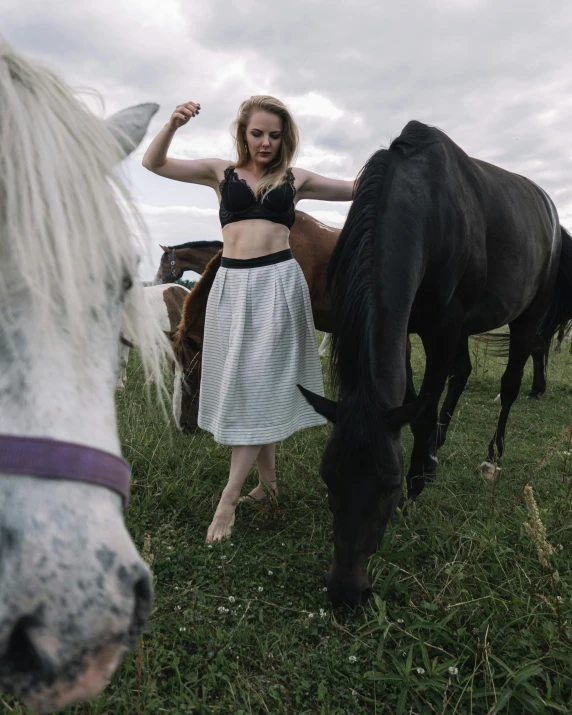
[155,241,224,285]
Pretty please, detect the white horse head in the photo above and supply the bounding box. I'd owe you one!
[0,40,169,712]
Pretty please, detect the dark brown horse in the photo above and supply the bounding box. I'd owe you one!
[299,121,572,606]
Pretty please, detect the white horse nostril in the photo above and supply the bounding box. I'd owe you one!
[0,614,52,682]
[129,572,154,641]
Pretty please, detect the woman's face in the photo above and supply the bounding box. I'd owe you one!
[244,110,283,166]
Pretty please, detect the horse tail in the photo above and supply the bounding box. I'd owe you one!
[538,226,572,341]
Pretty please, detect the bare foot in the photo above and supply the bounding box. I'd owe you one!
[206,500,236,542]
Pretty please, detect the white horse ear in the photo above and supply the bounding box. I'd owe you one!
[104,103,159,160]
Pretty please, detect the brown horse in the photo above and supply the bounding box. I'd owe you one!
[169,211,341,431]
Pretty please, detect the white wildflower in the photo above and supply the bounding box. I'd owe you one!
[228,596,236,604]
[174,605,181,612]
[258,586,264,592]
[218,606,229,614]
[179,627,186,632]
[319,608,326,618]
[268,570,273,576]
[207,544,213,548]
[416,667,425,675]
[397,618,404,624]
[348,655,357,663]
[221,555,226,560]
[322,586,328,592]
[448,666,459,676]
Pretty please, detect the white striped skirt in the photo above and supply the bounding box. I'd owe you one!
[198,249,327,445]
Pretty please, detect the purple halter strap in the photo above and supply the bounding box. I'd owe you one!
[0,434,130,507]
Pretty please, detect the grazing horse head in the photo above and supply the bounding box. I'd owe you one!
[170,250,223,433]
[298,388,403,607]
[297,146,413,607]
[0,41,168,712]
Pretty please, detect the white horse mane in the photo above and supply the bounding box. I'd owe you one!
[0,39,169,386]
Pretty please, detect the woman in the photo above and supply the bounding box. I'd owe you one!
[143,95,354,542]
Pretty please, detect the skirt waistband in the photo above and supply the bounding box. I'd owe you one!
[221,249,293,269]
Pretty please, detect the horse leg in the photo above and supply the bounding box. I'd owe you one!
[405,305,465,503]
[525,336,548,400]
[428,336,472,456]
[481,324,533,480]
[318,333,331,358]
[116,343,129,390]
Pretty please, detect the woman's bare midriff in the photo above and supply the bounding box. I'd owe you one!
[221,218,291,259]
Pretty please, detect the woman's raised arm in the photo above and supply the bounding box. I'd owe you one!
[142,101,226,189]
[293,168,355,203]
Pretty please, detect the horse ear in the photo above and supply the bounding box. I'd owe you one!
[104,103,159,160]
[384,399,422,430]
[164,330,175,342]
[297,384,337,423]
[160,245,169,253]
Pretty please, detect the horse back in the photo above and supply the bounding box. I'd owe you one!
[386,124,559,330]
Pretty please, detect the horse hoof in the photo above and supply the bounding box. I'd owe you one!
[493,394,501,404]
[480,461,500,481]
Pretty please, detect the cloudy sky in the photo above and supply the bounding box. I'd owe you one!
[5,0,572,280]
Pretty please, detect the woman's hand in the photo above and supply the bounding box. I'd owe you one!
[168,101,201,131]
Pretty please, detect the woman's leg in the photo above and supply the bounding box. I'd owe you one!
[244,443,278,501]
[206,445,262,542]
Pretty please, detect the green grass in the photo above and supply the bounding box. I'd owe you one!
[4,336,572,714]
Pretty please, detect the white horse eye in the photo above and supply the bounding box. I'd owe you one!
[122,274,133,292]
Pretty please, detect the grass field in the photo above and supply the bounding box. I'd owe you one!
[4,335,572,714]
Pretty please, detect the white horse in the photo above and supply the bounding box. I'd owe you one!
[117,283,190,389]
[0,41,169,712]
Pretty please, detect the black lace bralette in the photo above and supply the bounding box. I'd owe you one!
[219,166,296,229]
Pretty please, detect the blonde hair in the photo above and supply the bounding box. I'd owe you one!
[232,95,299,197]
[0,39,169,388]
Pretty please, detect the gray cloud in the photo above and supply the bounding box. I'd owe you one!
[4,0,572,259]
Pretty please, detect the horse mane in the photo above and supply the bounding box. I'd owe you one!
[174,249,222,361]
[0,40,169,383]
[328,147,393,394]
[328,121,441,445]
[391,120,441,154]
[329,121,441,391]
[167,240,223,250]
